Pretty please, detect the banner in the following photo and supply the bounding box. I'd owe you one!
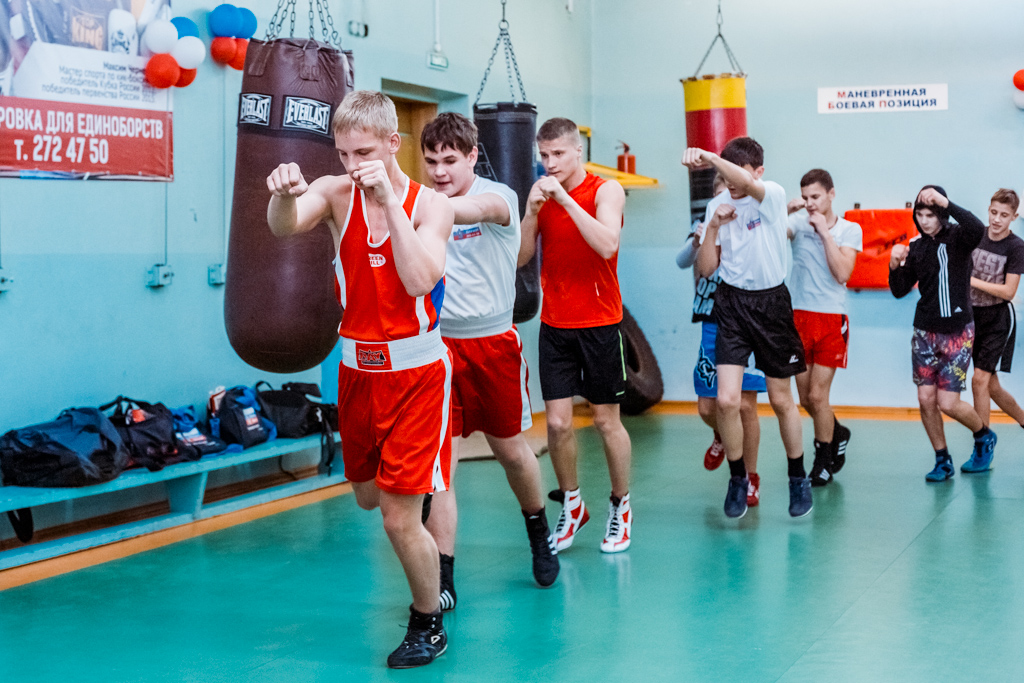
[818,84,948,114]
[0,0,174,179]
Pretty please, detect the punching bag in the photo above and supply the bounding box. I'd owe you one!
[681,74,747,223]
[224,38,354,373]
[473,102,539,324]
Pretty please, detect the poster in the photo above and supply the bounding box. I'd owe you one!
[0,0,174,179]
[818,84,948,114]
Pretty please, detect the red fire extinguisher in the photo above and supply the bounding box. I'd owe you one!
[617,141,635,174]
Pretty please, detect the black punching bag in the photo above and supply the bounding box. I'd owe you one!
[224,38,353,373]
[473,102,539,324]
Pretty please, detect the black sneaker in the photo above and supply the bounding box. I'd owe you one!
[387,607,447,669]
[421,492,433,524]
[439,553,456,612]
[831,423,851,474]
[724,476,749,518]
[788,476,813,517]
[809,442,833,488]
[524,508,559,587]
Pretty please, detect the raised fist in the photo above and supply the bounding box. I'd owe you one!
[267,163,308,198]
[711,203,737,226]
[787,197,806,215]
[682,148,715,170]
[917,187,949,209]
[890,243,909,268]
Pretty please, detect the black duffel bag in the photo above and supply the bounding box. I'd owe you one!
[255,382,336,474]
[100,396,180,472]
[215,385,274,449]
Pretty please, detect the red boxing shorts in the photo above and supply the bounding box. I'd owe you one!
[794,309,850,369]
[444,327,533,439]
[337,331,452,495]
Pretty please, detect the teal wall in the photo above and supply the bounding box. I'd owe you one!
[591,0,1024,407]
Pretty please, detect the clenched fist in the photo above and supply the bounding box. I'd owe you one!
[890,243,909,269]
[267,163,308,198]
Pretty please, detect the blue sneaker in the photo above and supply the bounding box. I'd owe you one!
[926,458,955,482]
[961,430,997,473]
[724,476,748,518]
[788,476,813,517]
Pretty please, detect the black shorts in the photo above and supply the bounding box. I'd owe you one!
[714,282,807,379]
[972,303,1016,373]
[539,322,627,404]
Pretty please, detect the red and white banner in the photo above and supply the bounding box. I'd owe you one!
[0,0,175,179]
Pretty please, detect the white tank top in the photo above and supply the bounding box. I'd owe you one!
[439,176,521,339]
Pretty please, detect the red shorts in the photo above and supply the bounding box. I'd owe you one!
[444,328,533,439]
[338,352,452,495]
[794,310,849,369]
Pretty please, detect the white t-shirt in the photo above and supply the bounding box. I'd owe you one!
[788,214,863,314]
[439,176,521,338]
[701,181,789,290]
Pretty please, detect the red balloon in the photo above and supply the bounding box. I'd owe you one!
[1014,70,1024,92]
[175,68,197,87]
[210,36,237,65]
[229,38,249,71]
[145,54,181,89]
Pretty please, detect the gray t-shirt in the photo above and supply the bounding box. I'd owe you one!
[788,214,863,314]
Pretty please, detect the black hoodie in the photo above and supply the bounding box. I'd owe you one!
[889,186,986,333]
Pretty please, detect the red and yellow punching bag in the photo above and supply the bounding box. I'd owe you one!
[682,73,747,222]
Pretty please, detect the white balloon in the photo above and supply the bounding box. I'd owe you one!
[1014,90,1024,110]
[142,19,177,55]
[171,36,206,70]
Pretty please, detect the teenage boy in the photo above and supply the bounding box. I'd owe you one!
[266,91,453,669]
[419,112,559,609]
[676,175,765,507]
[520,117,632,553]
[682,137,811,519]
[969,189,1024,440]
[889,186,997,480]
[786,169,861,486]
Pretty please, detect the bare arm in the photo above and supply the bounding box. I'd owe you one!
[266,162,332,236]
[518,180,547,266]
[535,175,624,260]
[696,225,722,278]
[809,216,858,284]
[971,273,1020,301]
[388,191,453,297]
[682,148,765,203]
[450,192,511,226]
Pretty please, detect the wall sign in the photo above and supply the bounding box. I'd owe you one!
[0,1,174,179]
[818,84,948,114]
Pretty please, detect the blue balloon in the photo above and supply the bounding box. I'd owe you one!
[208,4,242,38]
[237,8,258,40]
[170,16,200,39]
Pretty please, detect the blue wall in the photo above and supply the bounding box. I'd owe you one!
[591,0,1024,406]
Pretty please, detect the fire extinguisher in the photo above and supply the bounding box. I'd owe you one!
[617,141,635,174]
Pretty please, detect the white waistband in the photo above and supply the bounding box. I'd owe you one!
[439,310,514,339]
[341,328,446,372]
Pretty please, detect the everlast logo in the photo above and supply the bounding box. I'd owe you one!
[71,11,104,50]
[239,94,272,125]
[358,349,388,366]
[282,97,331,135]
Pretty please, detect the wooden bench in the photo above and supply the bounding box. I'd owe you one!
[0,435,345,570]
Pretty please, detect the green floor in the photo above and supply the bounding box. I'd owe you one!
[2,414,1024,682]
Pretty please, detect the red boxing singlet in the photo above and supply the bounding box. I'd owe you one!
[537,172,623,328]
[334,180,446,345]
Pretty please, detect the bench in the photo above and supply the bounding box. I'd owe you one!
[0,435,345,570]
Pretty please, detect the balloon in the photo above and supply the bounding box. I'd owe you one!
[170,16,200,39]
[229,38,248,71]
[142,19,178,55]
[208,4,243,38]
[145,54,181,89]
[210,36,237,64]
[1014,69,1024,92]
[171,35,206,69]
[175,68,197,87]
[1014,90,1024,110]
[238,8,258,39]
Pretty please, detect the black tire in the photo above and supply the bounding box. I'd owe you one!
[620,306,664,415]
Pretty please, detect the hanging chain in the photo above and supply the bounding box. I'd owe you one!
[692,0,744,78]
[264,0,341,47]
[474,0,528,106]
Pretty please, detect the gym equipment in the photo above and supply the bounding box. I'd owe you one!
[620,306,664,416]
[843,208,914,290]
[224,0,353,373]
[681,0,747,223]
[473,0,539,324]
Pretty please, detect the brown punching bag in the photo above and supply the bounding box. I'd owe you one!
[224,38,353,373]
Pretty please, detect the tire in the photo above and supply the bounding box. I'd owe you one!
[620,306,664,415]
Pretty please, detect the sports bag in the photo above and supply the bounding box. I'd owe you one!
[255,381,335,474]
[215,386,277,448]
[171,406,230,460]
[100,396,181,472]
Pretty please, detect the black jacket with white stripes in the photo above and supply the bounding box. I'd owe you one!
[889,193,986,334]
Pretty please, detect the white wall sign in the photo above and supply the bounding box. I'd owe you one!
[818,84,948,114]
